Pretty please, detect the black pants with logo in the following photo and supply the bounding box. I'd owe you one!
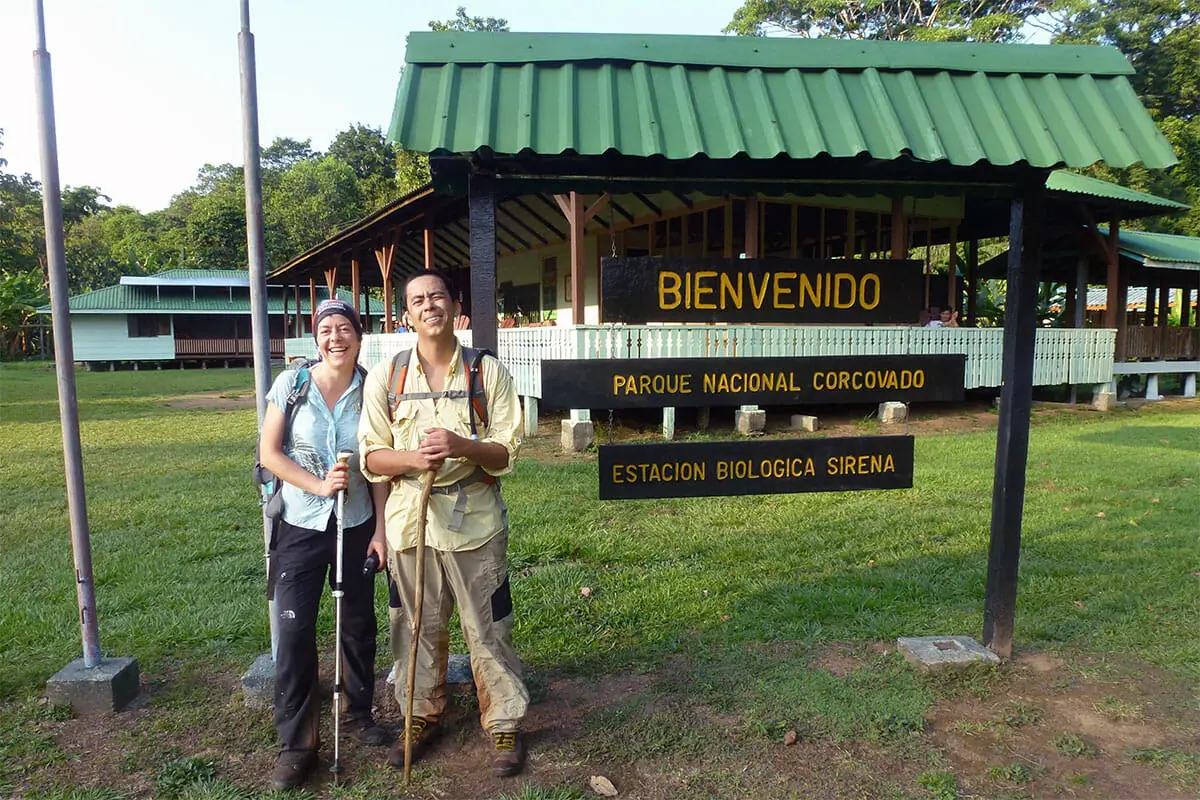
[272,512,377,753]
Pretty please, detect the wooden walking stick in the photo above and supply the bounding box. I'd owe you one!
[404,469,436,785]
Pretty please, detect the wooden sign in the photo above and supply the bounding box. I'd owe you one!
[541,355,965,409]
[599,436,914,500]
[601,257,924,324]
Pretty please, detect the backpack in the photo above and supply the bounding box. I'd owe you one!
[387,347,493,439]
[254,359,367,521]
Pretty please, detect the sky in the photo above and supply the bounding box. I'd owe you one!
[0,0,743,213]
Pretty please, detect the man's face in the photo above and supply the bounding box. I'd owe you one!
[940,309,952,323]
[405,275,458,338]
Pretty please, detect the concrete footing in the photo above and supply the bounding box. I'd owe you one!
[897,636,1000,671]
[790,414,819,432]
[879,402,908,424]
[523,396,539,437]
[46,656,140,714]
[562,419,594,452]
[1185,373,1197,398]
[240,652,275,710]
[662,407,676,440]
[1145,374,1164,401]
[734,408,766,434]
[1092,388,1116,411]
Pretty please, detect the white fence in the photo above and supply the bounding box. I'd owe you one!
[286,326,1116,399]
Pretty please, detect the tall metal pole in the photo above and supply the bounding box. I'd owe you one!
[239,0,278,655]
[33,0,102,668]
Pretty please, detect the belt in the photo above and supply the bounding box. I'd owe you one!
[396,466,497,532]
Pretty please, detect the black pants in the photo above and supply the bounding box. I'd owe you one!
[272,512,377,753]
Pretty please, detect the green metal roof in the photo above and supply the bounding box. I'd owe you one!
[143,269,251,280]
[1098,226,1200,271]
[1047,171,1189,212]
[390,32,1178,170]
[38,283,355,314]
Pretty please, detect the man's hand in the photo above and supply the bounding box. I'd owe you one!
[418,427,466,471]
[317,461,350,497]
[366,534,387,571]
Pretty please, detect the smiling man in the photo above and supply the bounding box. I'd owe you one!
[357,269,530,777]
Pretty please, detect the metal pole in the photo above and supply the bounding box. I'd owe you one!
[239,0,279,656]
[33,0,102,668]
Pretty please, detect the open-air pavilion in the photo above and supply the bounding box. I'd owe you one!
[268,31,1182,656]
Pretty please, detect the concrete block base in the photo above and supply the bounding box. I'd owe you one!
[1184,373,1197,398]
[522,396,539,437]
[46,656,140,714]
[897,636,1000,671]
[1145,374,1164,401]
[734,409,766,434]
[240,652,274,710]
[562,419,594,452]
[790,414,819,432]
[879,402,908,424]
[1092,390,1116,412]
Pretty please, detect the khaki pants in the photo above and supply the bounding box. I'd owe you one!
[388,532,529,733]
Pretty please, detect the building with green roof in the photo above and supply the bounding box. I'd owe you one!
[38,269,356,366]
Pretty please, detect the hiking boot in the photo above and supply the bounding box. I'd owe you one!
[345,715,392,746]
[270,749,316,791]
[386,715,439,769]
[490,731,526,777]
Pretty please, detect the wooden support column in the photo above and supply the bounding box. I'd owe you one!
[890,197,908,260]
[294,284,302,336]
[723,201,734,258]
[845,209,856,259]
[947,224,958,311]
[983,179,1044,659]
[789,205,798,258]
[424,228,435,270]
[1182,280,1193,328]
[1144,274,1156,326]
[308,278,317,330]
[1157,281,1170,357]
[1116,255,1129,361]
[966,239,979,327]
[374,236,396,333]
[744,196,760,259]
[282,284,290,339]
[553,192,610,326]
[1104,215,1120,329]
[351,258,361,314]
[324,265,338,298]
[469,172,499,352]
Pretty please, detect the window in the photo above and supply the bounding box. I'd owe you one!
[128,315,170,338]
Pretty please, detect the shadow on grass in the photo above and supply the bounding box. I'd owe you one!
[1074,425,1200,453]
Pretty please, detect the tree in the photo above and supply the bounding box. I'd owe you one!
[266,156,365,255]
[1048,0,1199,235]
[262,138,319,172]
[429,6,509,32]
[725,0,1050,41]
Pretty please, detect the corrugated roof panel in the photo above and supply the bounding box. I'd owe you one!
[44,284,355,314]
[1047,171,1189,211]
[390,33,1178,170]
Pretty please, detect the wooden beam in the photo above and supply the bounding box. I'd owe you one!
[669,190,693,209]
[351,258,361,314]
[819,207,826,259]
[1158,281,1170,357]
[744,196,760,259]
[966,238,978,326]
[324,265,337,297]
[723,201,733,258]
[374,236,396,333]
[983,180,1044,660]
[947,223,958,311]
[1144,273,1156,326]
[497,204,549,245]
[583,193,610,225]
[514,196,567,239]
[1104,214,1120,330]
[568,191,586,324]
[469,172,498,353]
[681,213,689,257]
[495,218,531,251]
[633,192,661,217]
[294,284,302,336]
[890,196,907,260]
[845,209,856,259]
[308,278,317,328]
[423,228,435,270]
[552,193,572,220]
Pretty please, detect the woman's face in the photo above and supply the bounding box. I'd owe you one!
[315,313,361,368]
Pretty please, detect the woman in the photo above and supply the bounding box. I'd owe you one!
[258,299,390,791]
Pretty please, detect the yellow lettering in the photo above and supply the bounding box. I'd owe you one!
[613,465,624,483]
[833,273,857,309]
[659,271,682,310]
[719,272,743,310]
[694,271,718,310]
[860,273,880,309]
[613,375,626,394]
[884,454,894,472]
[799,273,821,308]
[748,273,770,309]
[704,373,716,393]
[773,272,797,308]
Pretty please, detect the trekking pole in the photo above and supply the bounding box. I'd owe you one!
[404,469,436,785]
[330,450,354,778]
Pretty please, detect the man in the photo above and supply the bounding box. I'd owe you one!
[358,269,530,777]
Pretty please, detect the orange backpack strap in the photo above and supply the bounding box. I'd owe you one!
[386,349,411,423]
[462,347,495,437]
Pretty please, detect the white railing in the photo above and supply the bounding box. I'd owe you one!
[285,326,1117,397]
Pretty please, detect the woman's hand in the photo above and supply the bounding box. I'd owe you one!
[316,461,350,497]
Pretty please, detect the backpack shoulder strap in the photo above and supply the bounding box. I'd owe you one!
[386,350,411,423]
[462,347,495,434]
[280,367,311,446]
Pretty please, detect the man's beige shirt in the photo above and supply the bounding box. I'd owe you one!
[358,345,522,552]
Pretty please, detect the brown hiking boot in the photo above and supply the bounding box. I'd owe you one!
[386,716,439,769]
[270,749,316,791]
[490,731,526,777]
[344,715,392,746]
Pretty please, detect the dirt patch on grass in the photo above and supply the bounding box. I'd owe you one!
[165,391,256,411]
[927,651,1200,798]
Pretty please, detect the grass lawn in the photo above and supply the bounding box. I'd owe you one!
[1,360,1197,799]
